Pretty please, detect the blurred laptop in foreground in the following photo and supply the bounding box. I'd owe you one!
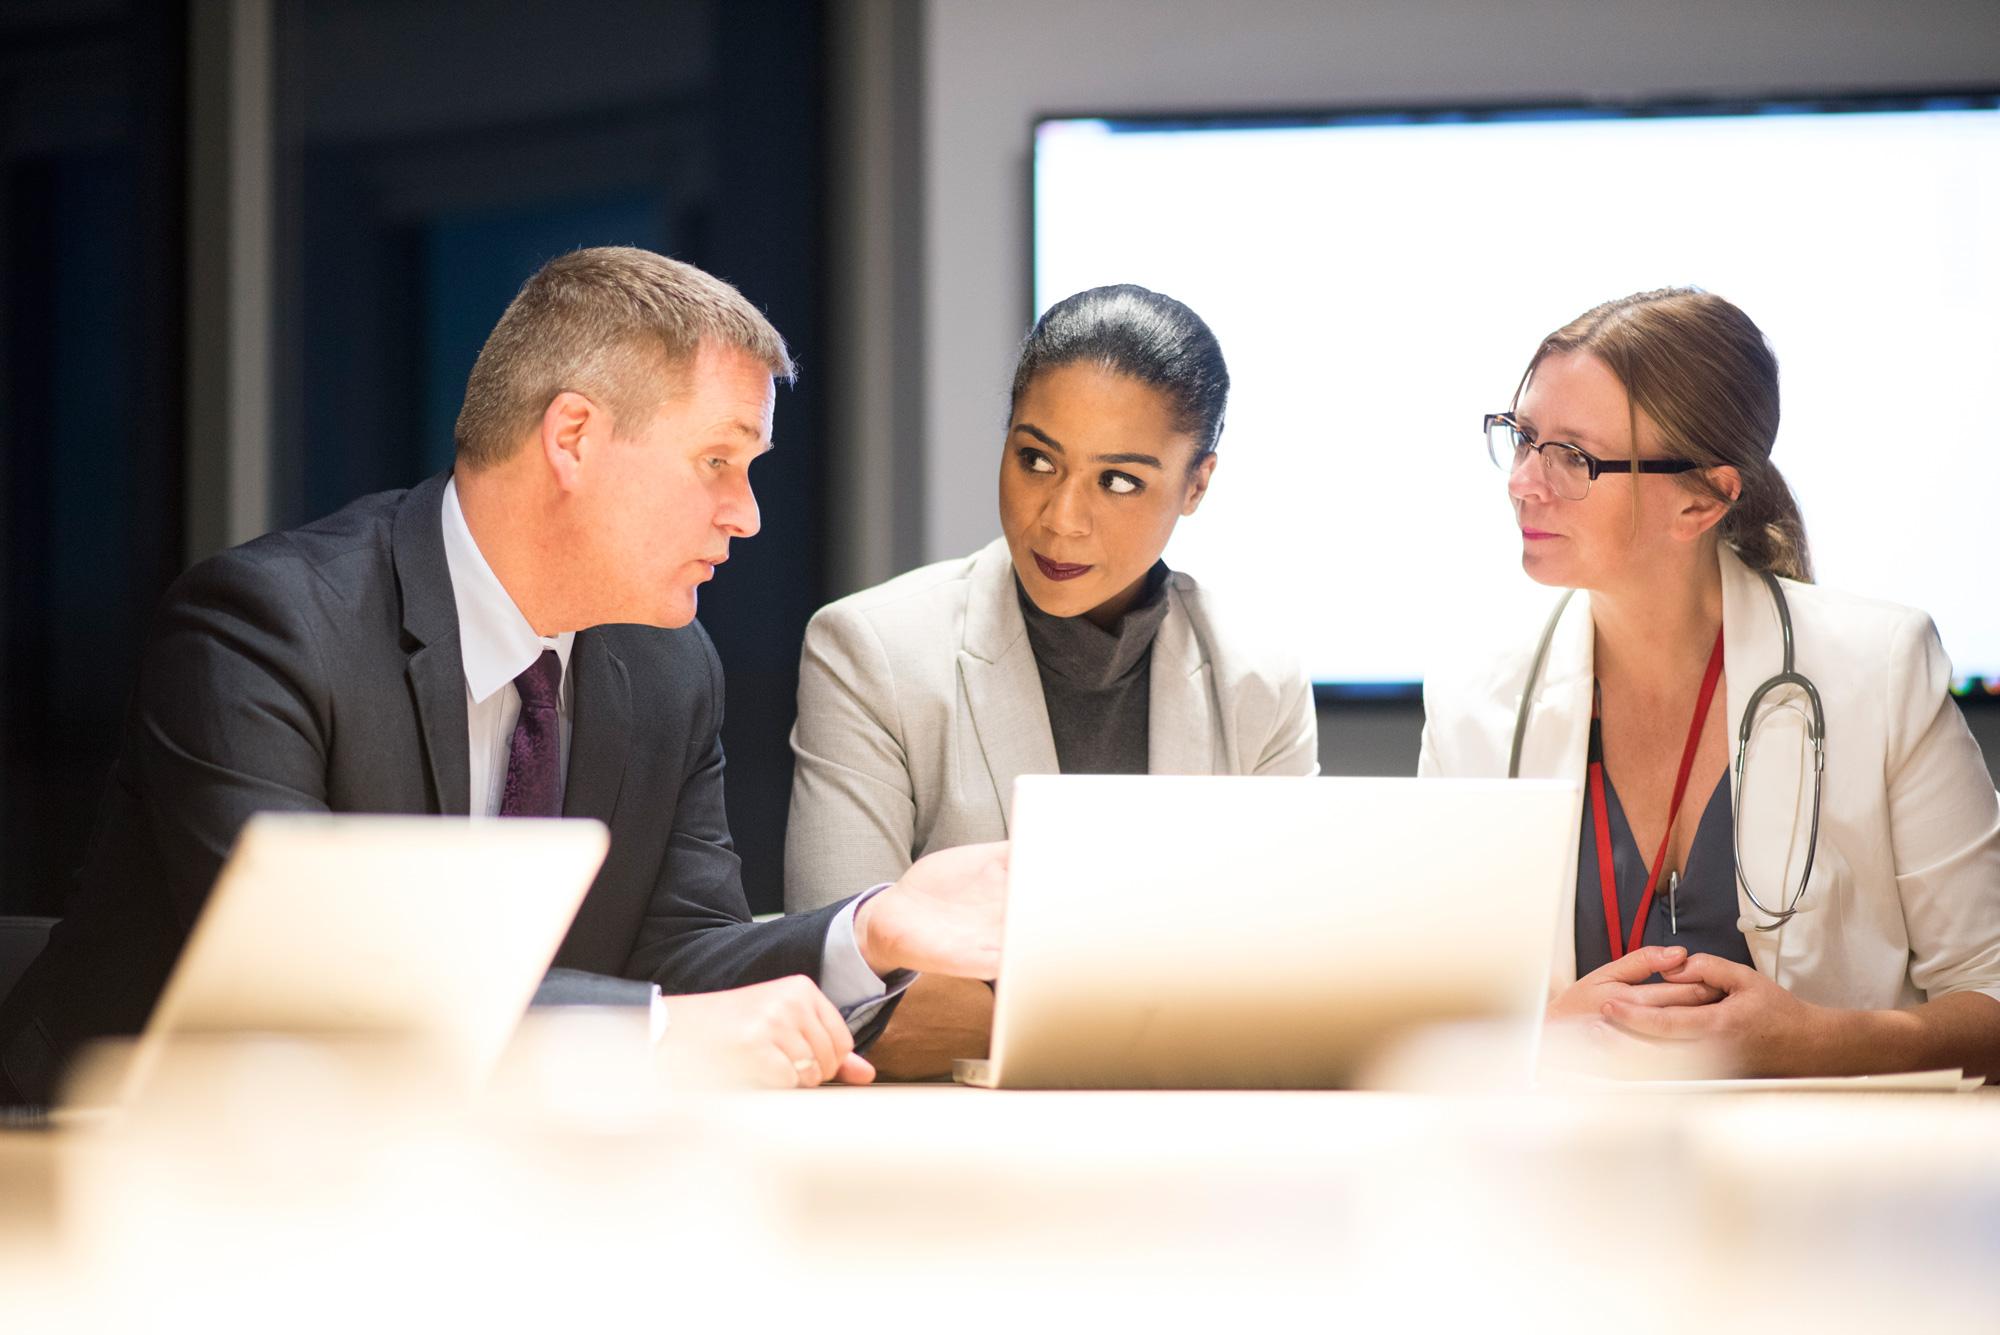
[73,813,608,1109]
[956,775,1578,1090]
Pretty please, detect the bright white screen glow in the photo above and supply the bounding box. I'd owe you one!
[1033,104,2000,692]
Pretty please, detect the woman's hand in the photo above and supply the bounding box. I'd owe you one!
[1598,953,1828,1076]
[1546,945,1724,1022]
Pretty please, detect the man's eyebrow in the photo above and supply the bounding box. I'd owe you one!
[715,419,773,454]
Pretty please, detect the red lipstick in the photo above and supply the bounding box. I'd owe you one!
[1033,552,1092,582]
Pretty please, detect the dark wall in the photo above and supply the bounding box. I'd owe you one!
[2,1,832,917]
[0,2,187,916]
[683,3,830,915]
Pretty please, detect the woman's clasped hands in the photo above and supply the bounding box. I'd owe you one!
[1546,945,1835,1078]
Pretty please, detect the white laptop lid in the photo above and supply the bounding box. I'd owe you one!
[981,775,1579,1089]
[126,813,609,1098]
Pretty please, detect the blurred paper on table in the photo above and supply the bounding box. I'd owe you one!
[1560,1068,1983,1094]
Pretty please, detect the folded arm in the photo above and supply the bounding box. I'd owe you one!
[1602,953,2000,1079]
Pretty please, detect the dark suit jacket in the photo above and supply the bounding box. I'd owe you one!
[0,473,847,1104]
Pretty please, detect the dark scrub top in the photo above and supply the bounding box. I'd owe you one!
[1017,562,1172,776]
[1574,771,1756,978]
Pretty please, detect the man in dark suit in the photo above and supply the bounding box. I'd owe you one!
[0,247,1004,1106]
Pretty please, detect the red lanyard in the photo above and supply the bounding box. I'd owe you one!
[1586,629,1725,961]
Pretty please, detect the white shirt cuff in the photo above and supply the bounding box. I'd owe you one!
[820,886,915,1027]
[648,985,671,1045]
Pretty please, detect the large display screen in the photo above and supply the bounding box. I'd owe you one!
[1032,95,2000,696]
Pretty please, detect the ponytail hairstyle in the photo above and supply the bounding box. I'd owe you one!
[1010,284,1230,473]
[1515,287,1812,582]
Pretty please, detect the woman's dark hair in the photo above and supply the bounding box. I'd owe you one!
[1009,284,1230,469]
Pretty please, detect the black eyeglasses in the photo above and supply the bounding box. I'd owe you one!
[1484,412,1699,501]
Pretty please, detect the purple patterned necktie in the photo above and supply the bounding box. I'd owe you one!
[499,649,563,817]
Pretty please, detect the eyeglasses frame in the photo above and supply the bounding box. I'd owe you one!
[1484,412,1702,492]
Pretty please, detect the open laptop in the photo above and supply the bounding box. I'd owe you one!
[955,775,1579,1090]
[108,812,609,1104]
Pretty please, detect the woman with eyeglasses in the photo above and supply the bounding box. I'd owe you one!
[785,284,1317,1077]
[1421,288,2000,1079]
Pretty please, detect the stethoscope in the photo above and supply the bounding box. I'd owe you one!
[1507,567,1825,931]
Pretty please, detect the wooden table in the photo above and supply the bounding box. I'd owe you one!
[5,1076,1998,1330]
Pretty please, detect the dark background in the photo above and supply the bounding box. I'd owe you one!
[1,0,829,916]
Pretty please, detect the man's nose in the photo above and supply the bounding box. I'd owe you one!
[720,475,761,539]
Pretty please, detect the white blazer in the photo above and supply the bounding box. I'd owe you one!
[1419,544,2000,1010]
[785,537,1318,912]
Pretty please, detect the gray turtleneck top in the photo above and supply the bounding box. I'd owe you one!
[1017,562,1173,776]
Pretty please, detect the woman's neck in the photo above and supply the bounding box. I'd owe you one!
[1590,542,1725,693]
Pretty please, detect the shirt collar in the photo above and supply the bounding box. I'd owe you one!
[441,477,576,705]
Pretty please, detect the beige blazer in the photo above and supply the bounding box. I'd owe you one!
[785,537,1318,911]
[1419,544,2000,1010]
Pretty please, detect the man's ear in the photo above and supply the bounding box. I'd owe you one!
[1676,464,1740,541]
[539,391,601,493]
[1182,453,1218,517]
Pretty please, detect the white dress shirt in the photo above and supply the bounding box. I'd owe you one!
[439,481,893,1030]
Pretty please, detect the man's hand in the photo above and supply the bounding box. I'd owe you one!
[1546,945,1723,1022]
[1599,952,1828,1076]
[661,976,874,1088]
[865,974,996,1081]
[854,841,1008,980]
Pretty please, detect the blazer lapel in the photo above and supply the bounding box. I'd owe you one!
[562,632,631,823]
[393,473,471,816]
[1147,586,1215,774]
[1518,589,1595,987]
[959,540,1058,832]
[1719,545,1815,972]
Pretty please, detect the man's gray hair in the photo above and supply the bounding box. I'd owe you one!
[453,246,793,467]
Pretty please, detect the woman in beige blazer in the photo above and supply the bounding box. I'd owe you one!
[787,285,1317,1074]
[1421,288,2000,1079]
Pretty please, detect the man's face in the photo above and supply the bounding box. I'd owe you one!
[577,340,773,628]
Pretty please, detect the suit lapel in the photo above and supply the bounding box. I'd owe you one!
[960,539,1058,832]
[406,645,472,816]
[393,473,471,815]
[562,632,631,823]
[1147,587,1214,774]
